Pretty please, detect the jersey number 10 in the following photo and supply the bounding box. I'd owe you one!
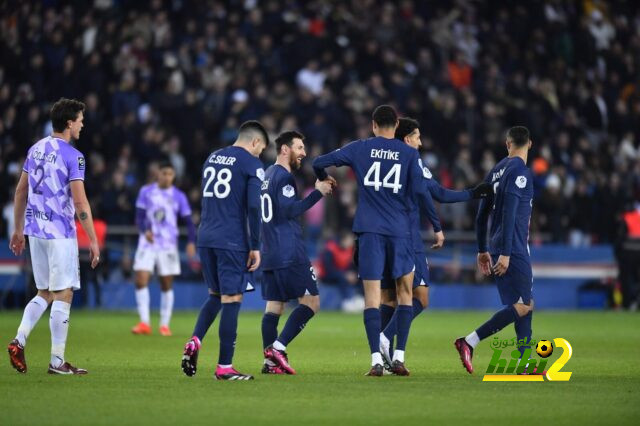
[203,167,232,199]
[363,162,402,193]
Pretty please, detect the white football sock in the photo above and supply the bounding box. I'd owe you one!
[135,287,150,325]
[465,331,480,348]
[273,340,286,351]
[16,295,48,346]
[50,301,71,368]
[160,289,174,327]
[392,349,405,363]
[372,352,383,366]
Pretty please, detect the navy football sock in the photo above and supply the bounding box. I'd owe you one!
[380,304,395,338]
[218,302,241,365]
[276,304,315,347]
[476,305,518,341]
[192,294,221,341]
[363,308,381,354]
[395,305,413,352]
[261,312,280,349]
[515,311,532,357]
[412,297,425,319]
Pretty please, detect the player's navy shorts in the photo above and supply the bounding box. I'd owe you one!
[261,262,319,302]
[356,233,414,280]
[381,251,430,290]
[199,247,255,295]
[492,254,532,305]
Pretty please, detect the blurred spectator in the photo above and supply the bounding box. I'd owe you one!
[0,0,639,249]
[76,214,108,307]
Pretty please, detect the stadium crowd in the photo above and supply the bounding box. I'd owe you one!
[1,0,639,251]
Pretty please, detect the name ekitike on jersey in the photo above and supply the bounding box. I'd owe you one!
[32,150,57,163]
[209,155,237,166]
[370,148,399,160]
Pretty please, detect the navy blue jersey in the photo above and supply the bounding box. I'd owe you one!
[483,157,533,257]
[409,162,472,252]
[313,137,440,237]
[260,164,323,270]
[197,145,264,251]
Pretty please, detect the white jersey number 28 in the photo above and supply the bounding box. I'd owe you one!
[203,167,232,199]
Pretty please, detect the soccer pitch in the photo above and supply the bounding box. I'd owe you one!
[1,310,638,425]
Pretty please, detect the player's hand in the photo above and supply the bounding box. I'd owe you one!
[9,231,25,256]
[477,252,493,276]
[145,230,154,243]
[89,241,101,269]
[186,242,196,259]
[492,255,510,276]
[315,179,333,196]
[471,182,493,199]
[324,175,337,188]
[247,250,261,272]
[431,231,445,250]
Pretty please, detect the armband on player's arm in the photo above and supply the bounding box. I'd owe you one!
[476,197,492,252]
[500,192,519,256]
[136,208,148,234]
[247,177,262,250]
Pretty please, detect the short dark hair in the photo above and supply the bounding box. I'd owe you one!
[275,130,304,153]
[158,160,174,170]
[51,98,85,132]
[238,120,270,147]
[372,105,398,129]
[507,126,530,147]
[395,117,420,141]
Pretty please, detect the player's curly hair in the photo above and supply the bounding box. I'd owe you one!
[275,130,304,153]
[395,117,420,141]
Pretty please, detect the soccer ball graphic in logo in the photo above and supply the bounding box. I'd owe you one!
[536,340,553,358]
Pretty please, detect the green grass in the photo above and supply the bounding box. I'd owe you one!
[1,310,639,425]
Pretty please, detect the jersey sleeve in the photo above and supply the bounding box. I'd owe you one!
[178,190,192,217]
[409,151,442,232]
[427,178,472,203]
[246,158,264,250]
[476,170,493,252]
[503,168,529,198]
[312,141,357,180]
[67,150,86,181]
[278,175,323,219]
[135,187,147,209]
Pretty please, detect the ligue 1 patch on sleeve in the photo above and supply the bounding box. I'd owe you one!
[78,156,85,171]
[515,176,527,188]
[418,159,432,179]
[282,184,295,198]
[256,168,265,181]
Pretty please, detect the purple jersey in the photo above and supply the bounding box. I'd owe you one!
[136,183,192,250]
[23,136,85,239]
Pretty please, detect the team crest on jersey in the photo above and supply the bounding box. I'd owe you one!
[78,156,85,171]
[154,208,166,222]
[515,176,527,188]
[282,184,295,198]
[256,168,265,181]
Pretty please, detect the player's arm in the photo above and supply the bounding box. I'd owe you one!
[476,188,494,276]
[178,192,196,259]
[9,172,29,256]
[280,180,332,219]
[493,173,524,276]
[246,175,261,271]
[312,142,356,181]
[428,179,492,203]
[410,157,444,249]
[70,180,100,268]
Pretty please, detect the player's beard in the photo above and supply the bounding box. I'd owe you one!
[290,156,302,170]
